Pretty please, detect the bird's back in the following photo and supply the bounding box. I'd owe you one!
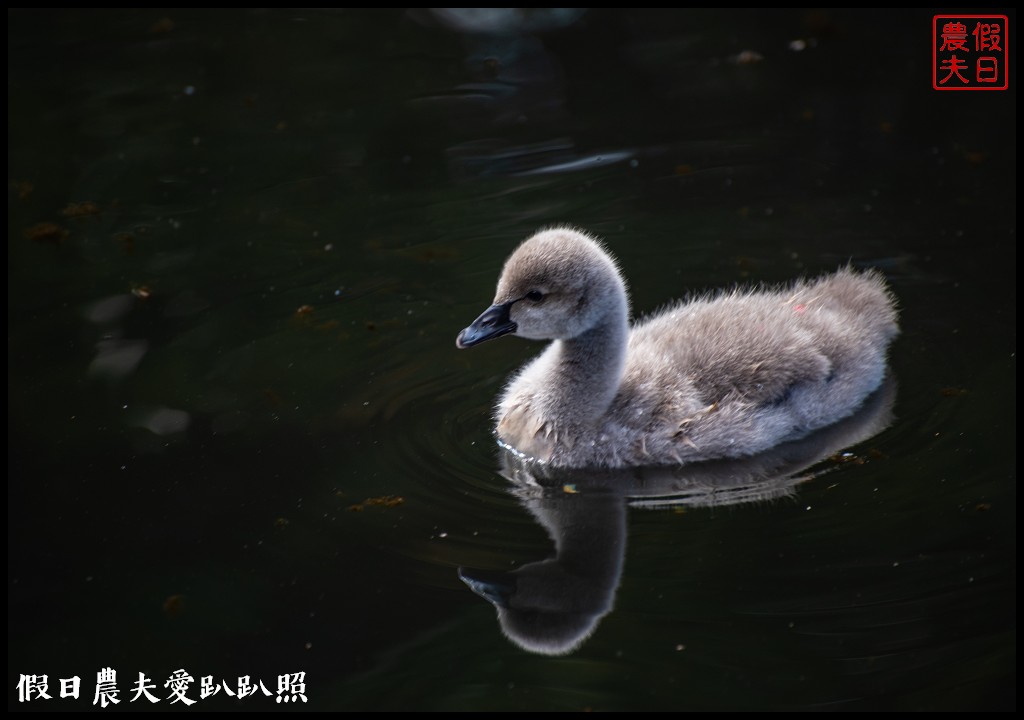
[602,267,898,465]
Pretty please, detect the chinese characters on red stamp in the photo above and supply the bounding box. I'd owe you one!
[934,15,1008,90]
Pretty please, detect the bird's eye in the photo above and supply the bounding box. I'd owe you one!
[526,290,544,302]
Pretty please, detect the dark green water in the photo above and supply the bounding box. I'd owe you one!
[8,9,1015,711]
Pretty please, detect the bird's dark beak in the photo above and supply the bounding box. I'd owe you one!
[458,567,516,608]
[456,302,516,348]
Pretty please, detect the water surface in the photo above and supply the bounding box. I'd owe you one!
[8,9,1015,711]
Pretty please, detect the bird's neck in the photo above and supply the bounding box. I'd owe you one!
[544,301,629,426]
[497,291,629,464]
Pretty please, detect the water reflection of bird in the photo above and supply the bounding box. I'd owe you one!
[459,377,896,656]
[457,227,899,468]
[459,488,625,657]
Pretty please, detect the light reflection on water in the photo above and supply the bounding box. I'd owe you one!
[9,8,1014,712]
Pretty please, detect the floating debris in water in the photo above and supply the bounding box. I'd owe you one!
[61,201,101,218]
[348,495,405,512]
[25,222,69,245]
[732,50,764,64]
[829,451,865,465]
[162,594,186,618]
